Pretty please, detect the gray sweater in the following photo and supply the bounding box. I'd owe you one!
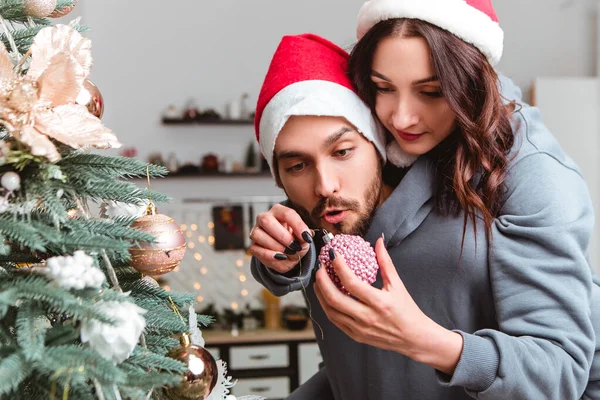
[251,77,599,399]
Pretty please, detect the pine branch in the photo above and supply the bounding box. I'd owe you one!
[66,178,171,205]
[0,275,114,325]
[60,153,168,179]
[44,325,79,347]
[39,345,126,385]
[143,335,179,354]
[0,353,31,397]
[0,217,48,252]
[64,218,155,242]
[142,307,188,334]
[126,347,186,373]
[15,302,45,362]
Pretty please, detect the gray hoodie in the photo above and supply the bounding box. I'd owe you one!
[251,76,599,399]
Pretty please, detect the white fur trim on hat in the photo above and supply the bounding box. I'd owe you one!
[357,0,504,65]
[386,140,419,167]
[258,80,387,175]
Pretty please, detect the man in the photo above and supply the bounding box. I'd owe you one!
[249,33,600,399]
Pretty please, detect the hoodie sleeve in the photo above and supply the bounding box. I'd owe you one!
[439,152,595,399]
[250,241,318,296]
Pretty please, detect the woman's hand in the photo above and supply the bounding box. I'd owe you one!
[314,237,464,375]
[248,204,313,274]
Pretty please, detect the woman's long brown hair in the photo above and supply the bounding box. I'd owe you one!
[348,18,515,246]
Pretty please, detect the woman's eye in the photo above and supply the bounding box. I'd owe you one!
[375,86,394,93]
[421,91,443,98]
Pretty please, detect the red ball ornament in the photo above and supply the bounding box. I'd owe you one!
[318,233,379,296]
[129,203,186,276]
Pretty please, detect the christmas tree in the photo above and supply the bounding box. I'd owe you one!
[0,2,260,399]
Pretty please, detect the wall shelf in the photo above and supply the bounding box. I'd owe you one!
[162,118,253,126]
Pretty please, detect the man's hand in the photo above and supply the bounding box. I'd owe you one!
[248,204,314,274]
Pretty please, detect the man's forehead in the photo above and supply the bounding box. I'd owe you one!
[275,124,365,157]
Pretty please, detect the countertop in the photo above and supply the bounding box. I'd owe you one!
[203,326,316,345]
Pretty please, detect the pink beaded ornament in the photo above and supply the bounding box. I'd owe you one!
[318,233,379,295]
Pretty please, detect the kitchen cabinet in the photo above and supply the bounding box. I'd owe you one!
[204,327,321,399]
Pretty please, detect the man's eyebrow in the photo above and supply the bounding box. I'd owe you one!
[276,126,355,159]
[324,126,354,147]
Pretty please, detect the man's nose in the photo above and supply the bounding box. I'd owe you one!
[314,165,339,199]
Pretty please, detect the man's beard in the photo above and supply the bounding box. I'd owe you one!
[287,168,383,237]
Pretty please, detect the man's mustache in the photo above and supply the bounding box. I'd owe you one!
[310,197,360,221]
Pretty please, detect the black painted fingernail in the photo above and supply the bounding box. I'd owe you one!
[302,231,313,244]
[381,232,385,241]
[328,248,336,261]
[284,246,297,255]
[289,240,302,252]
[274,253,288,260]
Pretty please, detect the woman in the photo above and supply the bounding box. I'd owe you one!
[308,0,599,398]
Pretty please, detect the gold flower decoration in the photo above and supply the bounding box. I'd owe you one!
[0,24,121,162]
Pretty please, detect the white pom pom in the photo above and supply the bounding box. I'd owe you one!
[386,141,418,167]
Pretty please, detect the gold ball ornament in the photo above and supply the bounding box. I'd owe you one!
[75,79,104,119]
[129,204,186,276]
[48,0,78,17]
[165,333,218,400]
[23,0,57,18]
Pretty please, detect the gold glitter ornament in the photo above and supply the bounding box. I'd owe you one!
[129,203,186,276]
[23,0,57,18]
[49,0,78,17]
[164,333,218,400]
[75,79,104,119]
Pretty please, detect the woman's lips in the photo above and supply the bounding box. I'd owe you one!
[397,130,422,142]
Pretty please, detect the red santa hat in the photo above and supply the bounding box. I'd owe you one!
[357,0,504,65]
[255,33,405,175]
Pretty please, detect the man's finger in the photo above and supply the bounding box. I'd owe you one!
[270,204,313,244]
[248,243,298,274]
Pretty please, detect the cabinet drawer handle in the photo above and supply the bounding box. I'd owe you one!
[249,354,269,360]
[250,386,270,393]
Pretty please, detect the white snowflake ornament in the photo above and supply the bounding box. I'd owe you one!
[100,200,149,219]
[80,297,147,363]
[45,250,105,290]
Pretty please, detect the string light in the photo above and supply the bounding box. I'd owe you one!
[194,253,202,261]
[239,275,247,283]
[198,236,206,243]
[188,242,195,249]
[180,224,187,231]
[208,222,214,229]
[194,282,201,290]
[235,259,244,267]
[190,224,198,231]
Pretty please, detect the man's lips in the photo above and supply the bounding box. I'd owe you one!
[321,210,348,224]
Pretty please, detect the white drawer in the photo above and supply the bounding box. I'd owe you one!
[231,377,290,398]
[230,344,288,369]
[298,342,322,384]
[205,347,220,360]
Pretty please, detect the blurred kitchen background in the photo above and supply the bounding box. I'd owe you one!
[56,1,600,397]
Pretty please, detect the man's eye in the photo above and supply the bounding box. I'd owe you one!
[285,163,305,173]
[334,148,353,157]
